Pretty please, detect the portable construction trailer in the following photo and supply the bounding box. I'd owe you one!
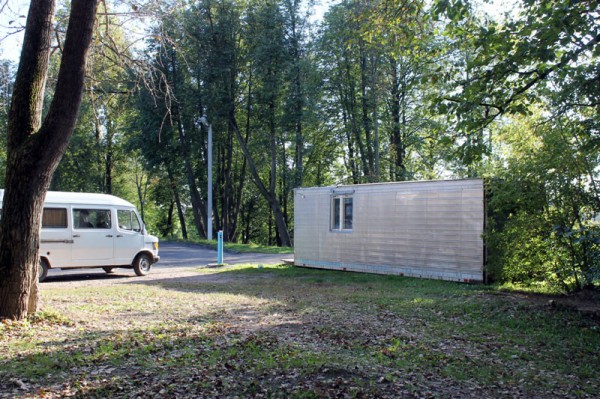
[293,179,485,282]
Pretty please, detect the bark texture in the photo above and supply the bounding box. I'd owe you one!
[0,0,99,320]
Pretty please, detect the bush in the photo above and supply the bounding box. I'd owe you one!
[486,179,600,292]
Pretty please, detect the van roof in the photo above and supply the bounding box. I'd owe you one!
[0,189,135,207]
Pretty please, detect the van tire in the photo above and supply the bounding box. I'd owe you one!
[39,258,49,283]
[103,267,114,274]
[133,253,152,276]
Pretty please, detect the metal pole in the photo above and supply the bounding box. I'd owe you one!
[217,230,223,265]
[207,123,213,241]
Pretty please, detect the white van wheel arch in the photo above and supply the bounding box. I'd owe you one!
[133,253,152,276]
[39,258,49,282]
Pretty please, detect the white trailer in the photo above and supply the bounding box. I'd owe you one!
[0,190,160,282]
[293,179,485,282]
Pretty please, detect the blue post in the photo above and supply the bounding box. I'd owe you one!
[217,230,223,265]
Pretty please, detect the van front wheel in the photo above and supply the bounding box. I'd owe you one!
[39,258,49,282]
[133,254,152,276]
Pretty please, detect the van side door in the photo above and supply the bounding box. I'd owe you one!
[71,207,115,266]
[114,208,144,265]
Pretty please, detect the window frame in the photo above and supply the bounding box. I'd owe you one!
[42,207,68,229]
[73,208,112,230]
[117,209,142,233]
[330,194,353,232]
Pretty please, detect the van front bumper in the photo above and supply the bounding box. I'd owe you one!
[152,255,161,264]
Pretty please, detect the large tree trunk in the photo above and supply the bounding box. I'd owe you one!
[0,0,99,320]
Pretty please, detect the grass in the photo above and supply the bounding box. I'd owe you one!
[1,264,599,398]
[165,238,294,254]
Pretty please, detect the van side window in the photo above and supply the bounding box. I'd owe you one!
[118,210,141,232]
[42,208,68,228]
[73,209,111,229]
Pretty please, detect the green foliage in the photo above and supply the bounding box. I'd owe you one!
[426,0,600,289]
[2,0,597,289]
[431,0,600,178]
[317,0,452,183]
[487,211,561,286]
[486,113,600,291]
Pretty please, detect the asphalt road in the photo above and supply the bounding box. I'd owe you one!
[42,241,291,282]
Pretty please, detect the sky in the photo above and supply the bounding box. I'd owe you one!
[0,0,28,62]
[0,0,518,63]
[0,0,336,62]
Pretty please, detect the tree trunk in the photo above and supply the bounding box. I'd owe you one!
[389,57,406,181]
[105,122,113,194]
[371,52,380,182]
[165,200,174,237]
[286,0,304,188]
[336,60,358,183]
[134,161,148,221]
[229,116,292,247]
[359,43,375,180]
[342,55,368,180]
[168,47,206,239]
[167,166,188,240]
[0,0,99,320]
[231,80,253,242]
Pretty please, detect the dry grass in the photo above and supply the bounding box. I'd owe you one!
[1,264,599,398]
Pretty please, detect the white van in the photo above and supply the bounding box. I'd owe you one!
[0,190,160,282]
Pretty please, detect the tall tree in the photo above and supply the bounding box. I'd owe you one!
[235,0,292,246]
[432,0,600,288]
[185,0,245,242]
[0,0,99,320]
[318,0,441,183]
[433,0,599,168]
[281,0,306,188]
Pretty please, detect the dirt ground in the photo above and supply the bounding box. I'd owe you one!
[3,264,599,399]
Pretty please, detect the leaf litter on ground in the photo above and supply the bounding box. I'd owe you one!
[1,264,599,398]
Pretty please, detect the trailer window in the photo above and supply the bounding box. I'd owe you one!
[331,196,353,231]
[73,209,111,229]
[118,210,141,232]
[42,208,68,228]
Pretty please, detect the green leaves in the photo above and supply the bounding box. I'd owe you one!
[486,111,600,291]
[435,0,600,133]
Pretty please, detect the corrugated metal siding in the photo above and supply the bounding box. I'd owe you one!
[294,179,484,282]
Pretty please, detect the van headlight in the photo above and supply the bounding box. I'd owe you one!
[153,242,159,251]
